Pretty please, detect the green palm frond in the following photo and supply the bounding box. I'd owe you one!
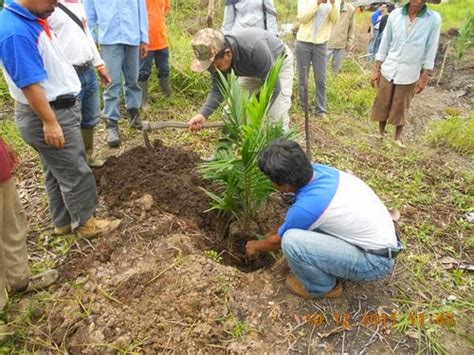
[201,55,290,226]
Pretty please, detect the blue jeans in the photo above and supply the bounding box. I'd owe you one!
[100,44,141,121]
[76,65,100,129]
[281,229,400,296]
[138,47,170,82]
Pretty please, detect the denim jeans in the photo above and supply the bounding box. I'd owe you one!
[138,47,170,82]
[296,41,328,115]
[281,229,400,296]
[100,44,141,121]
[76,65,100,129]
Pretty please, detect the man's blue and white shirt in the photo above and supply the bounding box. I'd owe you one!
[0,2,80,105]
[278,164,397,250]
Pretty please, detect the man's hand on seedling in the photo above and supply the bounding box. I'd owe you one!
[246,240,261,258]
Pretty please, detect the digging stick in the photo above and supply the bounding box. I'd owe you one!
[302,66,312,160]
[436,40,451,87]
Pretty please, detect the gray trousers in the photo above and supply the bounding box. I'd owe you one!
[237,46,294,131]
[15,102,98,230]
[295,41,328,115]
[327,48,345,75]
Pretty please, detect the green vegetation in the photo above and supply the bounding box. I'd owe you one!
[203,250,223,263]
[200,57,296,226]
[454,16,474,62]
[432,0,474,31]
[426,114,474,156]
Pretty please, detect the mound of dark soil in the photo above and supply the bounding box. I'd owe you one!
[94,140,209,223]
[93,140,281,272]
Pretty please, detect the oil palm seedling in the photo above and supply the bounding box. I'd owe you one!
[200,56,296,229]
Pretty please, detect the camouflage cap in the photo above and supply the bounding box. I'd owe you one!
[191,28,225,72]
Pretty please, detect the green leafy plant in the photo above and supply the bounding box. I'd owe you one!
[200,56,297,227]
[203,250,223,263]
[454,16,474,63]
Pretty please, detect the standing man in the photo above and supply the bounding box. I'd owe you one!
[222,0,278,36]
[371,0,441,146]
[0,0,121,238]
[1,137,58,315]
[246,139,402,299]
[84,0,148,148]
[327,0,355,75]
[139,0,171,109]
[187,28,294,132]
[48,0,112,167]
[296,0,340,117]
[368,3,388,61]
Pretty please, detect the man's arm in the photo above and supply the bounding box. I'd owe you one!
[327,0,340,24]
[246,228,282,257]
[416,15,441,94]
[346,6,356,50]
[297,0,320,25]
[138,0,149,59]
[189,72,225,130]
[222,5,236,32]
[22,84,65,149]
[371,12,393,87]
[371,60,382,87]
[83,0,98,43]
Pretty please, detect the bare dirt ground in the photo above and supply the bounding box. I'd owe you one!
[20,140,416,354]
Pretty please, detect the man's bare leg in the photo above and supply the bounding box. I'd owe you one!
[379,121,387,140]
[394,125,404,147]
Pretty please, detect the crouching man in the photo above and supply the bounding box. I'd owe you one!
[246,139,403,299]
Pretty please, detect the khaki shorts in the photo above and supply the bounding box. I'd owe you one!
[371,76,416,126]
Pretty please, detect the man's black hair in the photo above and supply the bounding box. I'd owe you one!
[214,40,231,60]
[258,139,313,189]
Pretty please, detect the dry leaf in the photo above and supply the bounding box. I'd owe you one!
[317,326,349,339]
[406,330,420,339]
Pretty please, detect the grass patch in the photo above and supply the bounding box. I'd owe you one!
[432,0,474,31]
[426,114,474,157]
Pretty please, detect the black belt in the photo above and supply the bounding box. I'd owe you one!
[73,61,92,72]
[50,94,77,110]
[364,246,402,259]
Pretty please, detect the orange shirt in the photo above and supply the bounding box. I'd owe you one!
[146,0,170,50]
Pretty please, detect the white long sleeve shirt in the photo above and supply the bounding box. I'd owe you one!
[376,5,441,85]
[48,0,104,67]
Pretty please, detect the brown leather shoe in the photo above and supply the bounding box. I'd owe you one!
[285,276,342,299]
[76,217,121,239]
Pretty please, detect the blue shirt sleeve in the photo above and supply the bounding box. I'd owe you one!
[277,205,317,237]
[371,10,380,25]
[1,35,47,88]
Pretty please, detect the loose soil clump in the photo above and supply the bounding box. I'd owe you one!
[93,140,279,272]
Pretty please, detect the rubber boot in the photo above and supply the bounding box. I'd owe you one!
[138,80,149,109]
[81,128,104,167]
[105,118,121,148]
[127,108,143,130]
[159,78,171,97]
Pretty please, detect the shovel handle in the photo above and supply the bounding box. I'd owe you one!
[142,120,224,131]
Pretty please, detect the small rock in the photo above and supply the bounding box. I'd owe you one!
[115,334,132,348]
[135,194,154,211]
